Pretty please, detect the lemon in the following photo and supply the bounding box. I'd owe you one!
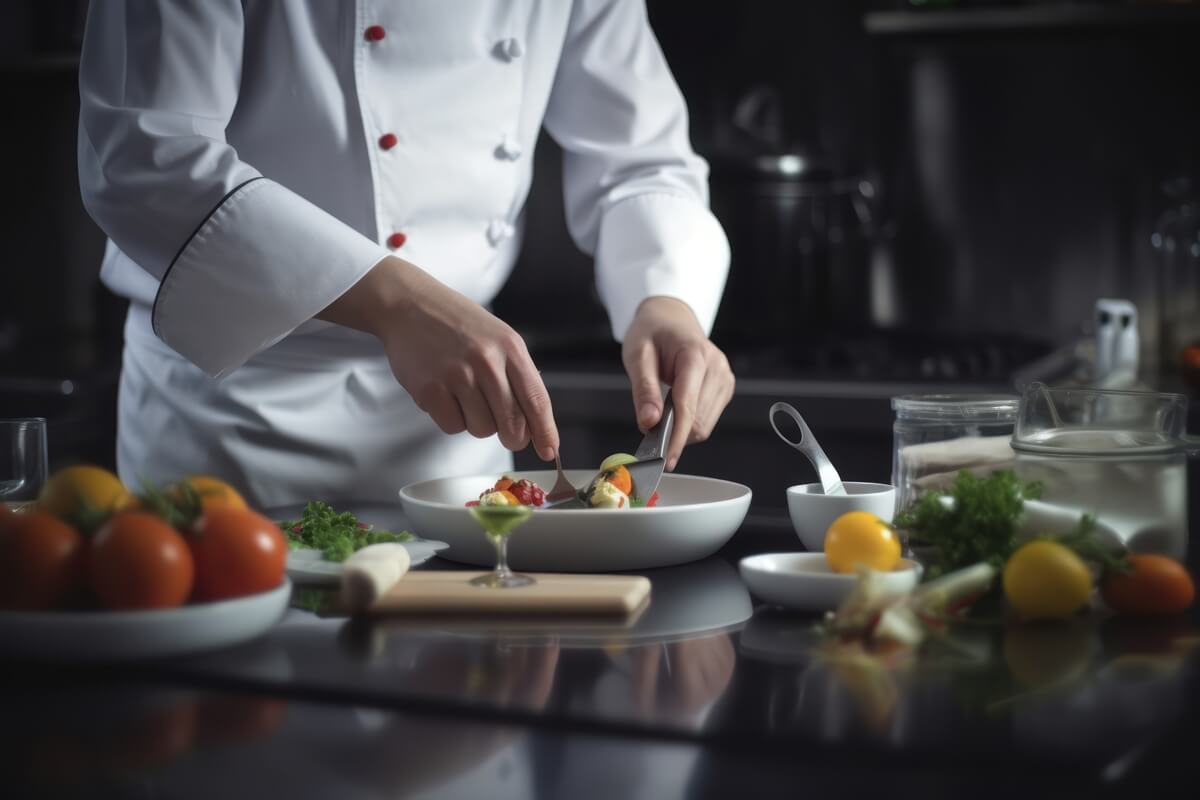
[1003,540,1092,620]
[824,511,901,574]
[38,465,134,519]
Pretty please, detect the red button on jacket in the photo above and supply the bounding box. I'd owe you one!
[387,232,407,249]
[365,25,386,42]
[379,133,398,150]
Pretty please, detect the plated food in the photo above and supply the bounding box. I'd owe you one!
[271,501,447,584]
[403,469,751,571]
[466,453,660,510]
[279,500,412,562]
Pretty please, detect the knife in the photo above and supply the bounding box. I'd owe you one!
[624,389,675,504]
[541,390,675,510]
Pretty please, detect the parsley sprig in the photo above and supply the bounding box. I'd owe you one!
[893,471,1041,578]
[279,500,411,562]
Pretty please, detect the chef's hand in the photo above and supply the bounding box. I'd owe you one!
[318,256,559,459]
[623,297,735,470]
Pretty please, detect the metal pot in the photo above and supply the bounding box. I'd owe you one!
[708,145,878,348]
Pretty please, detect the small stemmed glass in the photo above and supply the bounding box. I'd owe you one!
[468,504,535,588]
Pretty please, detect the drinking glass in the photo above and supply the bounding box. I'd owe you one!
[1,418,48,510]
[468,505,535,588]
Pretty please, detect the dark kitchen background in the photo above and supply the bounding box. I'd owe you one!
[2,0,1199,523]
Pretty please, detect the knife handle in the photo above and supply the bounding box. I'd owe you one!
[634,389,674,461]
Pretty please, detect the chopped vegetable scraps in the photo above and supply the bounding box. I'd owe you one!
[279,501,411,563]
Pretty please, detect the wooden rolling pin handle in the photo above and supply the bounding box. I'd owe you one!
[340,543,411,612]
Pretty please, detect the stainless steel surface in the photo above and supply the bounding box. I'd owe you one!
[626,389,675,501]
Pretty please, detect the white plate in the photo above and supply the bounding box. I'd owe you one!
[399,470,752,571]
[266,503,449,584]
[0,580,293,662]
[738,553,922,613]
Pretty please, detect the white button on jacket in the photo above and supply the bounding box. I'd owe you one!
[77,0,731,506]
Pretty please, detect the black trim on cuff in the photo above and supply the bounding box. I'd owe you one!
[151,176,266,336]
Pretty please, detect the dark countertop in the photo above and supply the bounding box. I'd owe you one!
[3,519,1199,799]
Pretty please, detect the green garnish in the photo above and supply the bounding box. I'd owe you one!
[280,500,412,562]
[893,470,1041,578]
[469,504,532,539]
[599,452,638,472]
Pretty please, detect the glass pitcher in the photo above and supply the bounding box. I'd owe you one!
[1011,383,1198,559]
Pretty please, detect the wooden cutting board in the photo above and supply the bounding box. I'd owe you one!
[367,572,651,617]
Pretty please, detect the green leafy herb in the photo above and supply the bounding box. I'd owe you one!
[892,470,1041,578]
[279,500,411,562]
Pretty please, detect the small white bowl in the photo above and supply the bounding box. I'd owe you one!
[738,552,922,613]
[786,481,897,552]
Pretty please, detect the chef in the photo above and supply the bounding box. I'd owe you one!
[78,1,733,508]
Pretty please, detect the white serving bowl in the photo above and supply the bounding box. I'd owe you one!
[399,470,752,572]
[738,552,922,613]
[786,481,897,552]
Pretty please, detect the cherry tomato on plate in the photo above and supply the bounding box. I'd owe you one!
[0,511,85,610]
[90,511,194,610]
[190,508,287,602]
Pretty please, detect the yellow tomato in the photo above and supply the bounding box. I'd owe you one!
[1003,540,1092,620]
[180,476,248,513]
[38,465,134,519]
[824,511,901,574]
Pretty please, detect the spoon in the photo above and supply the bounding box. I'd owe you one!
[769,402,846,496]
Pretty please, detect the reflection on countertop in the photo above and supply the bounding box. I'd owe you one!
[4,523,1200,797]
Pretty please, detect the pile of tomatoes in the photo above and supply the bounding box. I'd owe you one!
[0,466,286,612]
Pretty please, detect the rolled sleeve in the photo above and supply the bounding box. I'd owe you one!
[152,179,389,377]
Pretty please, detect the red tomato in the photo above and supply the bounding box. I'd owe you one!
[1101,554,1195,616]
[90,511,194,610]
[190,508,287,601]
[508,479,545,506]
[646,491,660,508]
[0,511,85,610]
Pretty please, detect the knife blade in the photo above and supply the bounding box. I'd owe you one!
[541,390,675,510]
[624,389,674,504]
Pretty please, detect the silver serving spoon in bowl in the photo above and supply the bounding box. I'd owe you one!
[769,402,846,496]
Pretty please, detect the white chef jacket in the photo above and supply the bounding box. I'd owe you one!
[78,0,730,507]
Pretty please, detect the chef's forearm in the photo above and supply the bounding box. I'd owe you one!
[317,256,418,339]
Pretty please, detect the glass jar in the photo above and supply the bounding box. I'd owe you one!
[891,394,1019,514]
[1012,383,1194,559]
